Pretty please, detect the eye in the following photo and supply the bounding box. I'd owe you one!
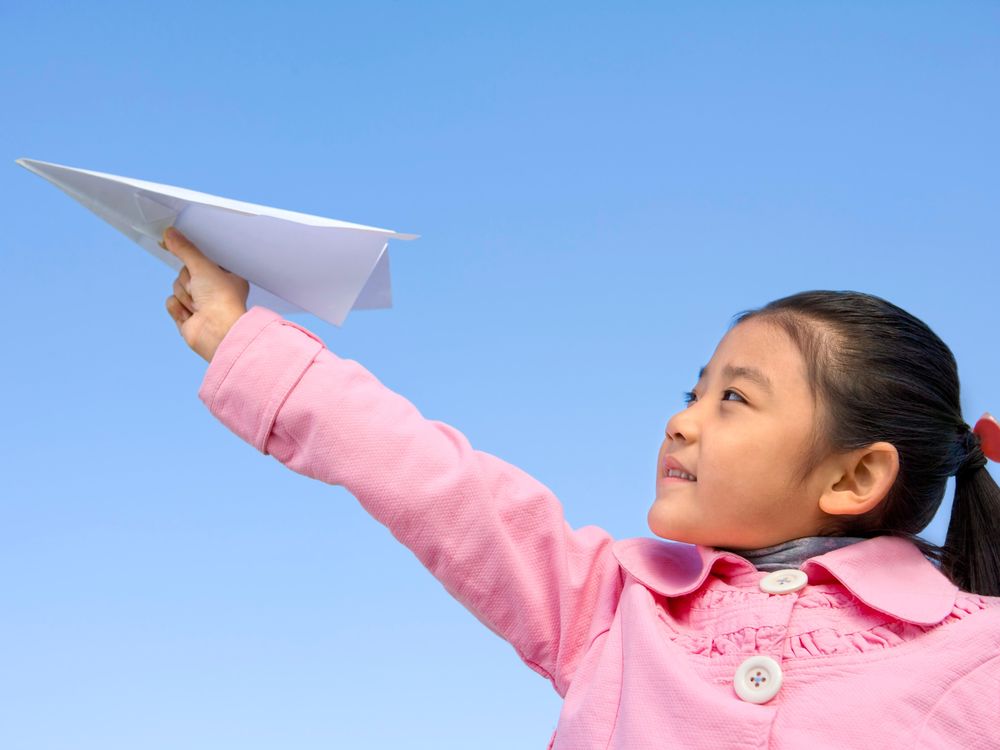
[682,389,746,405]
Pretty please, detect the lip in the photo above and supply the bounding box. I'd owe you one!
[662,455,696,480]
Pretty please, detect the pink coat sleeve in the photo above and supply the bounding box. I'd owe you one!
[197,306,624,696]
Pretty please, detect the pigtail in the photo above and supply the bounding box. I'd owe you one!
[940,435,1000,596]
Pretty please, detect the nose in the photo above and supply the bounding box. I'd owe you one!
[665,405,697,444]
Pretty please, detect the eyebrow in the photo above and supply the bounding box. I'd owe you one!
[698,363,774,395]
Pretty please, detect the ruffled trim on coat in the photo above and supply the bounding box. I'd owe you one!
[654,589,998,658]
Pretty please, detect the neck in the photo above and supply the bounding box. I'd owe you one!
[714,535,869,571]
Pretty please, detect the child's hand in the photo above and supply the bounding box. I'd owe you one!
[162,226,250,363]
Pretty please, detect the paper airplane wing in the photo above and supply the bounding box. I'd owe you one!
[16,158,419,327]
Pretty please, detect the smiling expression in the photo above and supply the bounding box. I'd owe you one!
[649,317,833,550]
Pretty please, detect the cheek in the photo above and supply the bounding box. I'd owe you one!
[699,447,779,511]
[708,431,776,483]
[698,441,745,489]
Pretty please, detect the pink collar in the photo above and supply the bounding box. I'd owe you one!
[611,534,959,625]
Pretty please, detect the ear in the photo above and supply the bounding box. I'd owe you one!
[818,442,899,517]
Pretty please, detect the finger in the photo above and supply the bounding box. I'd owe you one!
[166,295,191,327]
[173,277,195,313]
[162,227,209,272]
[175,266,192,299]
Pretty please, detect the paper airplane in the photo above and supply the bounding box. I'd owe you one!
[16,157,419,327]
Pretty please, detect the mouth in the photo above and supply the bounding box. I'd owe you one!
[662,458,697,482]
[660,472,697,483]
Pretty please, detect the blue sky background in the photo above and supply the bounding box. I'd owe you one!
[3,2,999,748]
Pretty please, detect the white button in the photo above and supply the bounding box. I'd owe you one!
[759,568,808,594]
[734,655,783,703]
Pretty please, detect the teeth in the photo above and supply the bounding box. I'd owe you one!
[666,469,696,481]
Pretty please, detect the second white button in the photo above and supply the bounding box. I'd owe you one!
[734,655,783,703]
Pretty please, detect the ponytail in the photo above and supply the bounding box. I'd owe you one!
[940,427,1000,596]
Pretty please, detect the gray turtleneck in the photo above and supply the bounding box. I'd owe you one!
[714,535,869,571]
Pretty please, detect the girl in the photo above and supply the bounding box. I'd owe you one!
[162,226,1000,749]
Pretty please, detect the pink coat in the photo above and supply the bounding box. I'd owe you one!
[199,306,1000,749]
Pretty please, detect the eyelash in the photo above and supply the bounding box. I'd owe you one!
[682,389,746,405]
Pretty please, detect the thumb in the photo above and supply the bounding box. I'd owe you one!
[161,226,209,271]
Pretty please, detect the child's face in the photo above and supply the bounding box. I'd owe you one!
[650,317,832,550]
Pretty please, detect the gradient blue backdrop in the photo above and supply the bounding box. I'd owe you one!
[4,2,999,748]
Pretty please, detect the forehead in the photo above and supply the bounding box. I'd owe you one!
[703,318,810,394]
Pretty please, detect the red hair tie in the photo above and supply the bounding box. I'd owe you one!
[972,412,1000,462]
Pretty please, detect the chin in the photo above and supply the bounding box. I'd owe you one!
[647,508,702,545]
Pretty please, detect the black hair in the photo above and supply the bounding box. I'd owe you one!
[729,290,1000,597]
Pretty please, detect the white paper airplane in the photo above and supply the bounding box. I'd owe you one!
[16,157,419,327]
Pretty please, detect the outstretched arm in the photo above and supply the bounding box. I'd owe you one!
[197,305,624,697]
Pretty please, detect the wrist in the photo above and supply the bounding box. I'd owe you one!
[202,306,247,363]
